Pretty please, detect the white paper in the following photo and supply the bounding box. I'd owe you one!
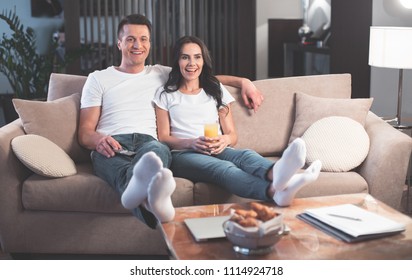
[304,204,405,237]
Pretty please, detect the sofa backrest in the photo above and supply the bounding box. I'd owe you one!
[47,72,352,157]
[48,73,88,101]
[227,74,352,156]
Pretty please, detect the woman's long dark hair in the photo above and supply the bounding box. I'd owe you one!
[163,36,225,111]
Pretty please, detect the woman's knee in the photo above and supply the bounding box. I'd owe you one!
[236,149,260,160]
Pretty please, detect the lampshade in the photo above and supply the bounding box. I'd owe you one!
[369,26,412,69]
[400,0,412,9]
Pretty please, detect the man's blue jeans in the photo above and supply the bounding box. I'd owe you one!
[171,148,274,201]
[91,133,171,228]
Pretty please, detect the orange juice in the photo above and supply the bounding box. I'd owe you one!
[204,123,218,137]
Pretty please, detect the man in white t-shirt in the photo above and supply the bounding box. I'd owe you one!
[78,14,263,228]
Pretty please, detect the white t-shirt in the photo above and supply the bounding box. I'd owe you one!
[153,85,235,139]
[81,65,170,138]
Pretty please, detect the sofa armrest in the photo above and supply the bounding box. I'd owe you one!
[0,119,32,251]
[359,112,412,210]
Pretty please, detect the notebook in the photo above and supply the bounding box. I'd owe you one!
[184,215,231,242]
[297,204,405,243]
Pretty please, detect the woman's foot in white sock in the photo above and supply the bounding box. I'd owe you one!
[147,168,176,223]
[270,138,306,193]
[273,160,322,207]
[121,151,163,210]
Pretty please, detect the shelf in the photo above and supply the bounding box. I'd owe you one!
[283,42,330,77]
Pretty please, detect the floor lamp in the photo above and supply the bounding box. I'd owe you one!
[369,26,412,128]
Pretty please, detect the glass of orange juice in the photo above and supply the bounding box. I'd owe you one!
[204,123,218,138]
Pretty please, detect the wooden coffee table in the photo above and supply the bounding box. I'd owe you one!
[159,193,412,260]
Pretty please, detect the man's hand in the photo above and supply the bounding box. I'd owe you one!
[240,78,264,112]
[216,75,264,112]
[95,135,122,158]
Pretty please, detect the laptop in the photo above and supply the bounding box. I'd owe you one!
[184,215,231,242]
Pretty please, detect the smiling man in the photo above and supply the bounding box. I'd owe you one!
[78,14,263,229]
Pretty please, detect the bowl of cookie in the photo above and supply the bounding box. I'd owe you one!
[223,202,285,255]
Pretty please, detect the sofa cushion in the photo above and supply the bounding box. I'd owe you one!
[12,93,90,163]
[11,134,77,178]
[194,171,368,205]
[22,162,195,213]
[22,163,127,213]
[302,116,370,172]
[193,182,256,206]
[289,92,373,143]
[295,171,368,198]
[229,74,352,156]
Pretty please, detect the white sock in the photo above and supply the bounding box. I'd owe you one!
[147,168,176,223]
[271,138,306,192]
[121,151,163,210]
[273,160,322,207]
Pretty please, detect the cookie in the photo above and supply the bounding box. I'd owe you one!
[251,202,277,221]
[237,217,260,227]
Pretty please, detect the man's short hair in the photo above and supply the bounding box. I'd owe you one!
[117,14,152,39]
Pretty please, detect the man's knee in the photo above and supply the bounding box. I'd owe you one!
[147,141,172,168]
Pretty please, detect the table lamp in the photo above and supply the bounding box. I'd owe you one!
[400,0,412,9]
[368,26,412,128]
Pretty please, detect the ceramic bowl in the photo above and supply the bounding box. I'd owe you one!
[222,212,284,251]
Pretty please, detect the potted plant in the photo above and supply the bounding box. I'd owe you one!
[0,10,87,123]
[0,10,56,100]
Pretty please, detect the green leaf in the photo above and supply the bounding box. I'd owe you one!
[0,9,89,99]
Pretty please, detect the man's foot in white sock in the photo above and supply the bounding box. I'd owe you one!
[147,168,176,223]
[121,151,163,210]
[270,138,306,192]
[273,160,322,207]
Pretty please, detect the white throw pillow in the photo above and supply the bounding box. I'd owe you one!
[11,134,77,178]
[301,116,370,172]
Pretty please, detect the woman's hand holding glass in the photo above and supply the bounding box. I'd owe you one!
[193,135,229,155]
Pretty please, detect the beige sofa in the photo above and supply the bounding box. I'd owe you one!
[0,73,411,257]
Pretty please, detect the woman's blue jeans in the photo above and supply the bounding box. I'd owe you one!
[91,133,172,228]
[171,148,273,201]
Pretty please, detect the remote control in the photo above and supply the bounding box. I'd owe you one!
[115,149,136,156]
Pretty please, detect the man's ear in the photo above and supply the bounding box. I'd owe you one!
[117,40,121,50]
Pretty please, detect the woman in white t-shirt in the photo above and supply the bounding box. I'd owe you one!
[153,36,322,206]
